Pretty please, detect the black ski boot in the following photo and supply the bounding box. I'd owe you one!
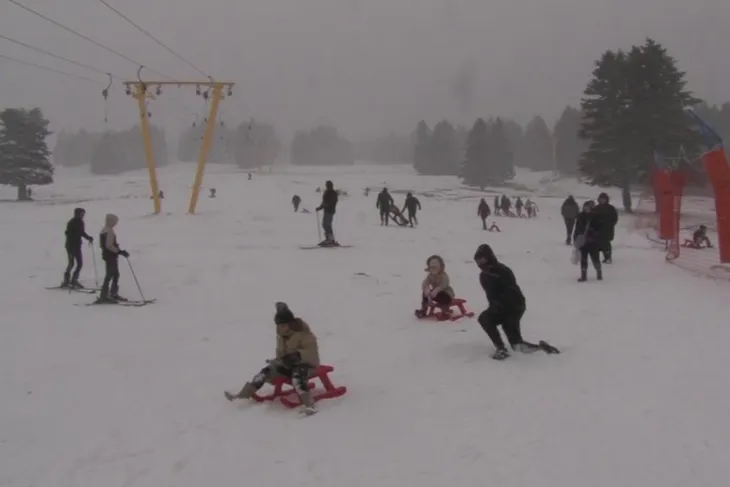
[71,280,85,289]
[491,348,510,360]
[111,294,128,302]
[578,268,587,282]
[596,268,603,281]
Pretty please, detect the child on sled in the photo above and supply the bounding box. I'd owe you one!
[225,302,320,414]
[415,255,455,319]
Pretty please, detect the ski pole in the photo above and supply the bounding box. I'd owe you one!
[125,257,147,303]
[316,211,322,241]
[90,242,99,289]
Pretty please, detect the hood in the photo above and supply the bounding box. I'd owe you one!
[73,207,86,218]
[566,195,575,202]
[325,180,334,190]
[274,302,295,325]
[104,213,119,228]
[474,243,499,269]
[598,192,609,203]
[425,254,446,273]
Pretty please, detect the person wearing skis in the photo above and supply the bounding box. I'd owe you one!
[376,188,394,226]
[225,302,319,415]
[473,243,559,360]
[593,192,618,263]
[98,214,129,303]
[573,200,602,282]
[402,192,422,227]
[315,180,339,246]
[62,207,93,289]
[561,195,580,245]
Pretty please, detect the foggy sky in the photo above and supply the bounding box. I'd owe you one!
[1,0,728,142]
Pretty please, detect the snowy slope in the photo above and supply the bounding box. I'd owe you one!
[2,163,730,487]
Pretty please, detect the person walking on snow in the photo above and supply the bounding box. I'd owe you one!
[402,192,422,227]
[561,195,580,245]
[376,188,394,226]
[292,194,301,212]
[224,302,319,415]
[62,207,93,289]
[98,214,130,303]
[593,192,618,263]
[477,198,491,230]
[315,180,339,246]
[473,243,559,360]
[573,200,602,282]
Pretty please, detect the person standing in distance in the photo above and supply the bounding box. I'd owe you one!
[315,180,339,247]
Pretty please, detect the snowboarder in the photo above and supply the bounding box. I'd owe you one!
[561,195,579,245]
[376,188,394,226]
[315,180,339,246]
[692,225,713,248]
[415,255,454,319]
[402,192,422,227]
[62,207,94,289]
[224,302,319,415]
[477,198,491,230]
[593,192,618,263]
[473,243,559,360]
[98,213,129,303]
[292,194,301,212]
[573,200,602,282]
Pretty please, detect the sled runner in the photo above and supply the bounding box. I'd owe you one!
[416,298,475,321]
[251,364,347,408]
[45,286,96,294]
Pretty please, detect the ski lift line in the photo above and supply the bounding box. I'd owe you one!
[0,52,101,83]
[94,0,211,79]
[0,33,127,79]
[4,0,173,81]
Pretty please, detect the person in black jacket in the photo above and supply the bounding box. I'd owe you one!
[473,244,559,360]
[573,200,602,282]
[561,195,579,245]
[62,207,93,288]
[376,188,394,226]
[315,180,339,246]
[593,192,618,263]
[402,192,421,227]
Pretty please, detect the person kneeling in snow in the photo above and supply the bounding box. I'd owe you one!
[225,302,320,413]
[473,244,559,360]
[415,255,454,318]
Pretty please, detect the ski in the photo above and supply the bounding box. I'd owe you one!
[45,286,97,294]
[299,245,353,250]
[77,298,156,307]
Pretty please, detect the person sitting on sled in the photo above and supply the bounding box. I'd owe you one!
[693,225,713,248]
[415,255,455,318]
[225,302,320,414]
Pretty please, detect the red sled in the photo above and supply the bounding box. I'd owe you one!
[416,298,475,321]
[682,239,703,249]
[251,364,347,408]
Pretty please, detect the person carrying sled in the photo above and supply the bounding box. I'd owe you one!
[315,180,339,246]
[402,192,422,227]
[692,225,713,248]
[573,200,602,282]
[415,255,455,318]
[224,302,319,415]
[593,192,618,263]
[376,188,394,226]
[62,207,93,289]
[561,195,580,245]
[477,198,491,230]
[98,214,130,303]
[292,194,301,212]
[473,243,559,360]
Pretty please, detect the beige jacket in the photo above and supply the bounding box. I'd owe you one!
[275,318,320,367]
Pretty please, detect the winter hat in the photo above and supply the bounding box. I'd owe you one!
[474,243,498,268]
[274,302,295,325]
[325,180,334,190]
[598,192,609,203]
[74,207,86,217]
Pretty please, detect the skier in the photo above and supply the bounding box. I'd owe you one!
[692,225,713,248]
[561,195,580,245]
[402,192,421,227]
[515,197,524,217]
[62,207,93,289]
[292,194,301,212]
[473,243,559,360]
[415,255,454,318]
[376,188,394,226]
[98,213,130,303]
[477,198,491,230]
[224,302,319,415]
[315,180,339,246]
[593,192,618,263]
[573,200,602,282]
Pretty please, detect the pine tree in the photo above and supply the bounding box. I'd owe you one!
[488,117,515,183]
[462,118,490,189]
[522,115,553,171]
[0,108,53,200]
[429,120,460,175]
[412,121,432,174]
[579,39,700,211]
[553,106,587,175]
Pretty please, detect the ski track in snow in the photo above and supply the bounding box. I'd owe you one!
[2,164,729,487]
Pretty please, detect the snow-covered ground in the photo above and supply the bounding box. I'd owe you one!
[2,163,730,487]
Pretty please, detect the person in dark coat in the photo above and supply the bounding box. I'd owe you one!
[376,188,394,226]
[561,195,580,245]
[493,196,501,216]
[292,194,301,212]
[315,180,339,246]
[573,200,602,282]
[477,198,491,230]
[473,244,558,360]
[593,192,618,263]
[402,192,422,227]
[62,207,93,288]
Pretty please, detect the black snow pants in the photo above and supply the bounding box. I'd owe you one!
[379,210,389,225]
[64,246,83,283]
[421,290,452,309]
[251,361,311,395]
[322,211,334,240]
[407,210,418,227]
[478,305,526,349]
[101,256,120,298]
[564,218,576,244]
[580,244,602,271]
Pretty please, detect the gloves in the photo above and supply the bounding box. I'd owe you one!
[280,351,302,367]
[119,250,130,258]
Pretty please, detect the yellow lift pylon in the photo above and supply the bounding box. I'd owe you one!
[123,66,234,214]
